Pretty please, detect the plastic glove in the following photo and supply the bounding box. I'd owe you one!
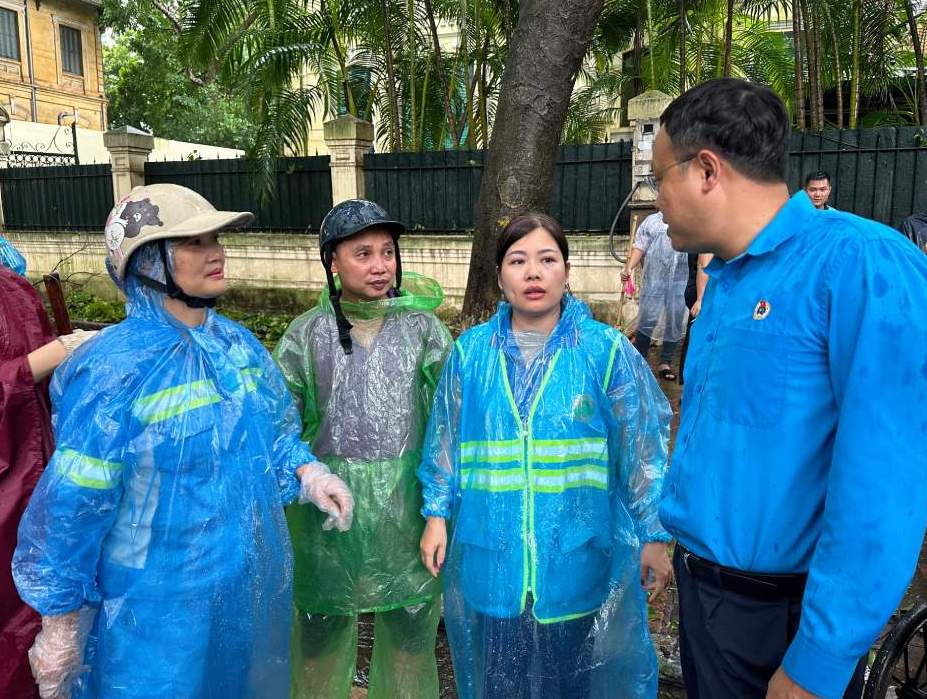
[58,330,98,356]
[29,611,82,699]
[298,462,355,532]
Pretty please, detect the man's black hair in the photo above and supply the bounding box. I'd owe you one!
[804,170,831,186]
[660,78,790,183]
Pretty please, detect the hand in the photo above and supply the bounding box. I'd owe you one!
[689,299,702,319]
[29,611,82,699]
[419,516,447,577]
[298,462,355,532]
[58,330,98,356]
[640,542,672,603]
[766,667,819,699]
[620,269,631,282]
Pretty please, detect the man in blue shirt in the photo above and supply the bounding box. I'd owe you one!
[656,78,927,699]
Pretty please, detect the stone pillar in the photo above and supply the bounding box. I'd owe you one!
[103,125,155,204]
[323,115,374,204]
[627,90,673,235]
[0,120,10,227]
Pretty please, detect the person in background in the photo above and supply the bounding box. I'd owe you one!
[676,252,712,385]
[656,77,927,699]
[803,170,833,210]
[419,213,672,699]
[621,210,689,381]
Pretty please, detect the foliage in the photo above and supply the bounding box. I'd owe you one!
[101,0,256,149]
[65,290,126,324]
[63,290,296,350]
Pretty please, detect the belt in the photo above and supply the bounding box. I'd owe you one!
[678,545,807,601]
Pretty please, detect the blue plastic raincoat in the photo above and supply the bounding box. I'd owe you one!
[12,273,316,698]
[418,296,672,699]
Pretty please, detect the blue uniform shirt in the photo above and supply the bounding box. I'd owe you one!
[660,192,927,699]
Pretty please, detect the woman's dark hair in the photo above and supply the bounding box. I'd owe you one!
[660,77,790,183]
[495,213,569,268]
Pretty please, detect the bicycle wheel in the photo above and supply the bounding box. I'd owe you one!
[865,601,927,699]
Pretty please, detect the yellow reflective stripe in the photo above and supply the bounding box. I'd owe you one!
[460,439,522,464]
[133,379,222,425]
[532,465,608,493]
[460,467,526,492]
[57,448,121,490]
[241,367,262,393]
[531,438,607,463]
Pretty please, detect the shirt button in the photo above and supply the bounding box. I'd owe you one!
[696,384,705,394]
[706,333,715,342]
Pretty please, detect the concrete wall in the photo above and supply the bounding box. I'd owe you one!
[8,229,628,320]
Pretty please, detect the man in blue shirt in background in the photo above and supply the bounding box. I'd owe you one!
[656,78,927,699]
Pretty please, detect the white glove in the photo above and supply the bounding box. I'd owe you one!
[58,330,98,356]
[299,462,355,532]
[29,611,83,699]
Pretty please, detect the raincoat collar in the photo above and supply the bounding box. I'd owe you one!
[492,294,591,353]
[317,271,444,320]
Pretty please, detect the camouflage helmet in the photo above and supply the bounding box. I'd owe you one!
[318,199,404,257]
[104,184,253,284]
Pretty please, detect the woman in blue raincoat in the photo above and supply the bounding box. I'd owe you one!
[418,214,673,699]
[12,184,353,699]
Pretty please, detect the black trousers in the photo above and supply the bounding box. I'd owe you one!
[674,547,867,699]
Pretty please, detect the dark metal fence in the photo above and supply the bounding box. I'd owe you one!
[145,157,333,231]
[364,142,634,232]
[0,163,112,230]
[787,127,927,229]
[4,127,925,234]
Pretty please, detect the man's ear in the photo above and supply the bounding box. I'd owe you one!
[695,149,724,193]
[329,251,339,275]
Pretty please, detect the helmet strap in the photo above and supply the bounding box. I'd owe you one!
[135,240,216,309]
[323,247,354,355]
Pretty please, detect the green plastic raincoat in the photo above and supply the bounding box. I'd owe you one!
[273,272,452,699]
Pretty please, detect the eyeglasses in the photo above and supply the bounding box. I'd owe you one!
[645,154,696,192]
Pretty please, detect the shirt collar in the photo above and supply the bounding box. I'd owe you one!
[707,191,813,274]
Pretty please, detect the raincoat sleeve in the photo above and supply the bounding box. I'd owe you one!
[273,321,322,442]
[633,215,656,252]
[14,357,128,616]
[604,332,672,544]
[420,315,453,410]
[254,342,317,503]
[417,340,463,519]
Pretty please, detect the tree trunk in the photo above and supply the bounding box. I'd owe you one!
[407,0,417,150]
[821,0,843,128]
[800,0,819,128]
[792,0,806,128]
[849,0,860,127]
[423,0,459,146]
[903,0,927,126]
[722,0,735,78]
[321,0,356,117]
[380,0,402,151]
[462,0,605,319]
[678,0,686,92]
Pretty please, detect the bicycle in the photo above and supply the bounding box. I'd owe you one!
[864,600,927,699]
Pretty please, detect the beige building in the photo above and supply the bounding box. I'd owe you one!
[0,0,106,131]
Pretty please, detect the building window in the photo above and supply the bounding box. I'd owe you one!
[60,25,82,76]
[0,9,19,61]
